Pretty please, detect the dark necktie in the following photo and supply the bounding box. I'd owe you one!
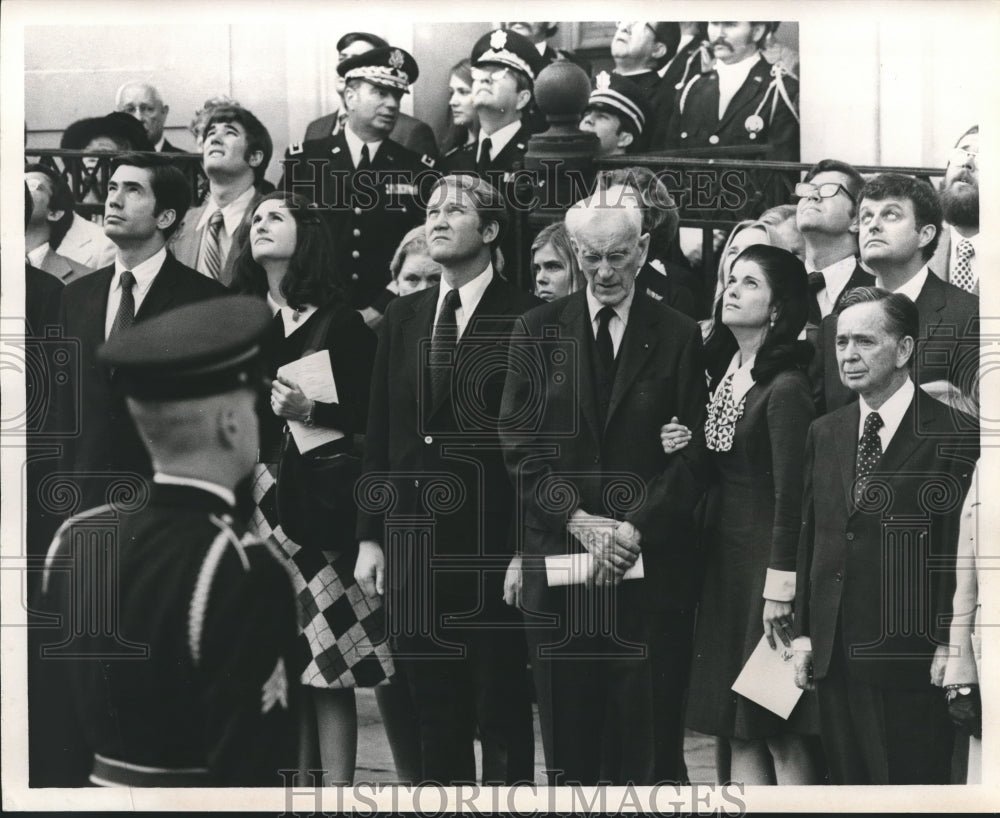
[109,270,136,338]
[807,271,825,325]
[476,137,493,176]
[357,143,372,172]
[596,306,616,372]
[855,411,884,503]
[430,288,461,406]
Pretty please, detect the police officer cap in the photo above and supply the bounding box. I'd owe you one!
[98,295,272,401]
[336,31,389,52]
[471,28,546,82]
[337,46,419,93]
[587,72,649,136]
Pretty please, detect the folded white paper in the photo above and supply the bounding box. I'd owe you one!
[277,350,344,453]
[731,635,803,719]
[545,553,644,586]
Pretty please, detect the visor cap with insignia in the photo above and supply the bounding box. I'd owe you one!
[471,28,546,83]
[98,295,272,401]
[586,72,649,136]
[337,46,419,93]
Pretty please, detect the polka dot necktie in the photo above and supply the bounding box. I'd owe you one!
[855,411,884,503]
[952,239,976,293]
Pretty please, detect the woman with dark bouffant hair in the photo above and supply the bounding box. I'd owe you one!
[230,191,393,785]
[660,244,820,785]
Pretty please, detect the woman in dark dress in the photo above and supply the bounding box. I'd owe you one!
[661,244,818,784]
[231,191,393,785]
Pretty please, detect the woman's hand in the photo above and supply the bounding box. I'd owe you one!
[503,555,522,607]
[271,376,313,421]
[660,416,692,455]
[763,599,794,649]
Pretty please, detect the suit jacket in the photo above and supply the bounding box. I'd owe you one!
[281,131,437,312]
[33,246,93,285]
[58,214,117,271]
[666,55,799,161]
[169,191,262,286]
[357,275,540,612]
[57,252,227,510]
[815,272,979,414]
[26,264,64,338]
[500,289,710,613]
[304,111,439,160]
[795,388,978,689]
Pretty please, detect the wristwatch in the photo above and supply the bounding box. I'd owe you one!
[945,684,973,702]
[303,400,315,427]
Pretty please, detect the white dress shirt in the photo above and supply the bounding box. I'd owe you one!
[876,264,929,303]
[858,377,915,452]
[344,124,384,168]
[814,255,859,318]
[585,285,635,358]
[104,246,167,338]
[715,52,761,119]
[26,242,50,268]
[434,264,494,340]
[478,119,522,161]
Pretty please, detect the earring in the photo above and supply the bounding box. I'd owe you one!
[769,316,775,329]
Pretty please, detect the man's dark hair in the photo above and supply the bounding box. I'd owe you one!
[859,173,942,261]
[25,163,76,250]
[804,158,865,216]
[203,105,273,183]
[650,22,681,69]
[836,286,920,368]
[110,152,191,240]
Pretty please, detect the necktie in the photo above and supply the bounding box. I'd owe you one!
[596,306,616,372]
[201,210,225,280]
[430,289,461,406]
[807,271,825,325]
[110,270,136,338]
[476,137,493,176]
[855,411,884,503]
[357,143,372,172]
[952,239,976,293]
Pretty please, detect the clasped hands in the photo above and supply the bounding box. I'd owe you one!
[567,510,641,586]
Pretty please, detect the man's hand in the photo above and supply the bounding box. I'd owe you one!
[763,600,794,649]
[503,555,522,607]
[793,647,815,691]
[354,540,385,597]
[610,521,642,571]
[567,510,619,559]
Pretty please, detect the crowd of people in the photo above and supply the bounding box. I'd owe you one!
[23,19,983,792]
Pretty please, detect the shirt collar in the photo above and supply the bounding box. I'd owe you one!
[585,283,635,330]
[266,291,319,336]
[114,245,167,293]
[858,377,915,443]
[535,41,547,56]
[435,263,494,332]
[817,255,860,303]
[26,242,49,267]
[718,351,757,404]
[479,119,522,159]
[876,264,929,302]
[153,473,236,507]
[715,51,761,83]
[154,135,166,152]
[344,123,383,168]
[196,184,257,234]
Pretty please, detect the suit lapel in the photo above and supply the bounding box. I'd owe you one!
[834,402,861,516]
[876,390,928,476]
[560,293,601,441]
[717,59,769,131]
[402,287,438,414]
[605,292,659,430]
[81,268,115,353]
[135,253,180,322]
[915,272,947,336]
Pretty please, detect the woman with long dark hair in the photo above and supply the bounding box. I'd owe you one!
[661,244,818,785]
[230,191,393,785]
[442,58,479,156]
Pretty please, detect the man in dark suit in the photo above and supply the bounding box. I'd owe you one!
[500,194,709,785]
[793,288,977,784]
[796,159,874,326]
[814,173,978,415]
[57,153,226,512]
[666,21,799,160]
[303,31,438,158]
[355,174,539,785]
[115,81,184,152]
[282,46,436,328]
[170,105,271,285]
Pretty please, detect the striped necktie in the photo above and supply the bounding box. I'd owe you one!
[200,210,225,280]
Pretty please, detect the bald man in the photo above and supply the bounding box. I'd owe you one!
[115,81,182,152]
[500,196,709,785]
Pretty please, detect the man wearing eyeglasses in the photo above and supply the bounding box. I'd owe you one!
[931,126,979,294]
[500,194,708,784]
[795,159,874,326]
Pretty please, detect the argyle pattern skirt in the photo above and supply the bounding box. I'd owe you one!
[250,463,394,689]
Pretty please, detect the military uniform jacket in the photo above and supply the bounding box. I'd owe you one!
[666,55,800,161]
[281,131,438,312]
[33,483,299,786]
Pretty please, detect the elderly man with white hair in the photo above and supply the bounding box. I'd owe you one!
[499,196,710,785]
[115,81,182,152]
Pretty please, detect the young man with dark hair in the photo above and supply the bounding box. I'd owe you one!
[57,152,226,511]
[171,106,272,284]
[24,163,93,282]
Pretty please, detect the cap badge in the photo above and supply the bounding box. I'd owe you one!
[596,71,611,90]
[491,29,508,50]
[389,49,405,70]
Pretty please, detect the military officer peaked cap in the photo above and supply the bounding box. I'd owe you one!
[98,295,272,400]
[471,28,546,82]
[587,72,649,136]
[338,46,419,93]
